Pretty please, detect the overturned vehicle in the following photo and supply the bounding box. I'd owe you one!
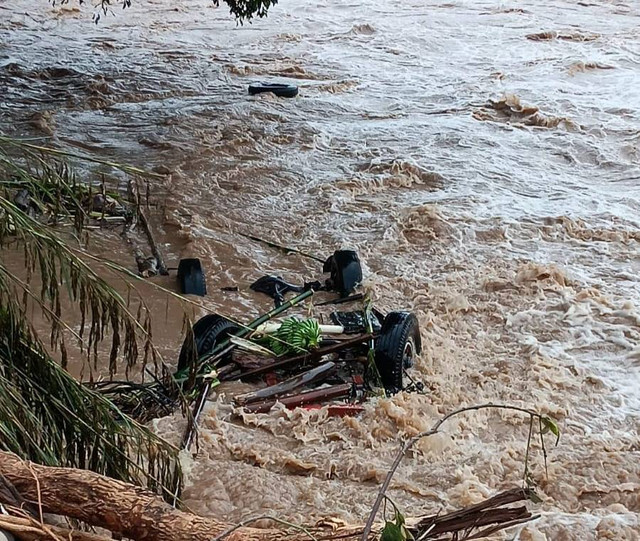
[176,250,424,420]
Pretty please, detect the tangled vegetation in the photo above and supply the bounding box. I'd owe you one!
[0,136,182,500]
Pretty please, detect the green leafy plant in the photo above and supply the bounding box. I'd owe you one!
[0,308,182,499]
[380,498,413,541]
[541,416,560,440]
[262,317,321,356]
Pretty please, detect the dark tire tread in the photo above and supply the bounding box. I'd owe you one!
[177,315,240,372]
[374,311,422,394]
[248,83,298,98]
[178,258,207,296]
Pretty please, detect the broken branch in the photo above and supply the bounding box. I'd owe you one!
[361,404,555,540]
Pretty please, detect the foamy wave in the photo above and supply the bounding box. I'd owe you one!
[526,30,600,42]
[349,24,376,36]
[400,204,453,243]
[473,94,579,129]
[326,161,444,196]
[567,61,615,76]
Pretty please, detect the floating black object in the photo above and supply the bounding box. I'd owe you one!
[177,258,206,296]
[248,83,299,98]
[177,314,240,372]
[330,310,382,334]
[250,275,304,306]
[323,250,362,297]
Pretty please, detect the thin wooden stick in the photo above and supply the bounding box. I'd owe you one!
[132,180,168,276]
[236,232,325,263]
[465,515,540,540]
[360,404,548,540]
[0,514,111,541]
[26,464,43,525]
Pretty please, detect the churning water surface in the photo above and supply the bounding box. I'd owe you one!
[2,0,640,538]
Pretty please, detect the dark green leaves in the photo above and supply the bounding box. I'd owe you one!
[0,137,181,500]
[381,508,414,541]
[0,310,182,501]
[93,0,279,23]
[214,0,279,22]
[0,137,155,378]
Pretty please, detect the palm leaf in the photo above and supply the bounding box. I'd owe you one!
[0,136,183,500]
[0,137,158,376]
[0,306,182,500]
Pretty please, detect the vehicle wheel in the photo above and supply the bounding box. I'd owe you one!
[248,83,299,98]
[177,314,241,372]
[177,258,206,296]
[374,311,422,394]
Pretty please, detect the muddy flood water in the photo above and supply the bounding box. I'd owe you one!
[2,0,640,538]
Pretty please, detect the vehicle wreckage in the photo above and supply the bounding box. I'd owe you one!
[175,250,424,430]
[94,249,424,440]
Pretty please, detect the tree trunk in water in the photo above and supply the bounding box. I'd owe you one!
[0,451,356,541]
[0,451,533,541]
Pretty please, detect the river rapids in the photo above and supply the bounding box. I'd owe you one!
[1,0,640,538]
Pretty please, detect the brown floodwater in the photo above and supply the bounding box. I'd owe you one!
[2,0,640,538]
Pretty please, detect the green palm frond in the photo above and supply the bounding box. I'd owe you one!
[0,306,182,499]
[0,136,165,179]
[0,136,182,500]
[0,137,157,376]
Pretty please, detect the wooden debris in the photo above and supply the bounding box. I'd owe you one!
[225,333,371,381]
[0,451,539,541]
[412,487,538,539]
[242,383,352,413]
[135,199,168,276]
[234,361,336,405]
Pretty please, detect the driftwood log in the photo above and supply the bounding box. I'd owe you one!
[0,515,112,541]
[0,451,358,541]
[0,451,536,541]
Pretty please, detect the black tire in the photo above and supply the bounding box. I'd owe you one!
[177,258,206,296]
[177,314,241,372]
[248,83,299,98]
[374,311,422,394]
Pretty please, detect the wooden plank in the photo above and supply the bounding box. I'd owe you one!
[224,334,371,381]
[241,384,352,414]
[234,362,336,405]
